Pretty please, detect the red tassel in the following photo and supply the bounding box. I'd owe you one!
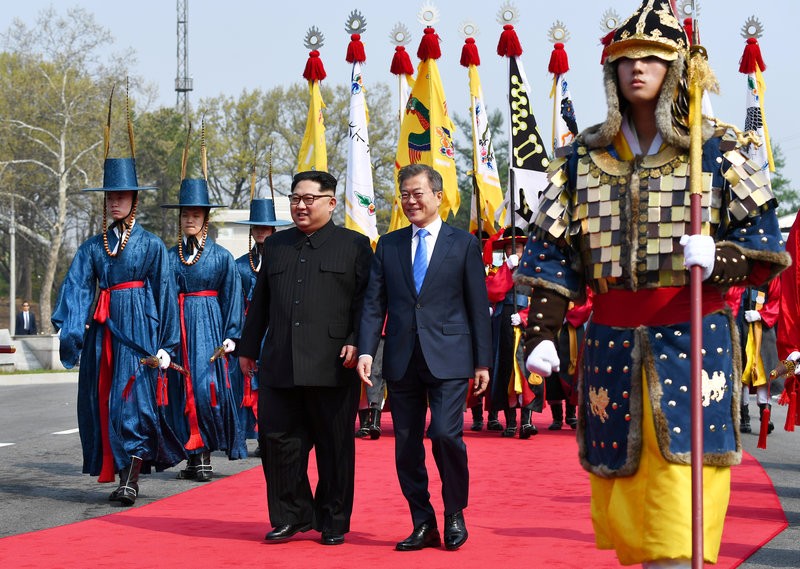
[390,46,414,76]
[122,374,135,401]
[482,231,503,265]
[739,37,767,74]
[683,18,694,46]
[786,392,796,432]
[156,374,164,406]
[548,42,569,75]
[345,33,366,64]
[599,31,615,65]
[210,382,218,407]
[460,37,480,67]
[497,24,522,57]
[757,406,770,449]
[417,27,441,61]
[302,50,327,81]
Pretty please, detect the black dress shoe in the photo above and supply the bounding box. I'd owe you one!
[396,522,441,551]
[264,522,312,542]
[519,423,538,439]
[321,531,345,545]
[443,511,468,550]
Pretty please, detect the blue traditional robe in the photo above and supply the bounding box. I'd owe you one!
[52,223,186,478]
[230,249,260,439]
[166,237,247,459]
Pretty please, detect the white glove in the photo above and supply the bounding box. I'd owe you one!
[680,234,715,281]
[156,349,171,370]
[526,340,560,375]
[505,254,520,269]
[222,338,236,353]
[744,310,762,323]
[787,351,800,375]
[510,313,522,326]
[489,306,494,317]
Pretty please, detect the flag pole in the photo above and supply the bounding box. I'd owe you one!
[687,2,705,565]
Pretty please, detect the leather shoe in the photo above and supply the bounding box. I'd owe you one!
[443,511,468,550]
[395,522,441,551]
[321,531,345,545]
[264,522,312,542]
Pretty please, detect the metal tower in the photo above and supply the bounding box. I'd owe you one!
[175,0,193,119]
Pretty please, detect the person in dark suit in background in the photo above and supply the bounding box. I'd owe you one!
[357,163,492,552]
[16,301,37,335]
[238,170,373,546]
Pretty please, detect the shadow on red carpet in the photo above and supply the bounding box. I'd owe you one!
[0,414,787,568]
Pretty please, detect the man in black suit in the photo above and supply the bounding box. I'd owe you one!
[16,301,37,335]
[239,171,373,546]
[357,164,492,551]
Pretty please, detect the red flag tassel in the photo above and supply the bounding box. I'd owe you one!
[302,50,327,81]
[122,373,136,401]
[548,42,569,75]
[497,24,523,58]
[390,46,414,76]
[346,33,366,64]
[739,37,767,74]
[156,373,164,406]
[599,31,614,65]
[683,18,694,46]
[786,391,797,432]
[210,382,218,408]
[417,27,441,61]
[460,37,480,67]
[757,406,770,449]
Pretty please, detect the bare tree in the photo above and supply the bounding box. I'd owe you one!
[0,7,129,331]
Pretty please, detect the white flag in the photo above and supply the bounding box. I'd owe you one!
[344,61,378,246]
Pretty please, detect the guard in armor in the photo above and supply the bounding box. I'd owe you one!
[517,1,789,565]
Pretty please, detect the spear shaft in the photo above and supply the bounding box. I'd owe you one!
[687,8,706,567]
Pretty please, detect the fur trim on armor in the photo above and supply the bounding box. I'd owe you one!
[579,54,714,152]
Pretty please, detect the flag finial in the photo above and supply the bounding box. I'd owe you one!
[417,2,440,27]
[390,22,414,75]
[547,21,570,75]
[739,16,766,74]
[345,9,367,63]
[303,26,327,81]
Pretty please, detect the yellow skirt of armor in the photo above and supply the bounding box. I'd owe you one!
[589,372,731,565]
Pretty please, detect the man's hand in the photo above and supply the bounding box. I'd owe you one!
[222,338,236,353]
[239,356,257,377]
[526,340,560,376]
[156,349,171,370]
[744,310,762,323]
[357,355,373,386]
[340,344,357,368]
[505,254,520,269]
[787,351,800,375]
[680,234,715,280]
[510,313,521,326]
[472,368,490,396]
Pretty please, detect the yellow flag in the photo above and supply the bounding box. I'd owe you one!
[467,64,503,236]
[390,57,458,231]
[297,80,327,172]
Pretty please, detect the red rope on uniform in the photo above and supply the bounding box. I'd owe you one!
[92,280,144,483]
[178,290,218,450]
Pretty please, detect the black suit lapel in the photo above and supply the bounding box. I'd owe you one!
[397,226,415,295]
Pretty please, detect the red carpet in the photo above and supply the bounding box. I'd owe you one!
[0,414,787,568]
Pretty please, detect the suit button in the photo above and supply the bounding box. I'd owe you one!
[294,322,300,327]
[297,278,303,283]
[416,303,422,309]
[294,300,300,304]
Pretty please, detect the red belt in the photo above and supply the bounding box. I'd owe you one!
[93,281,144,482]
[592,286,727,327]
[178,290,218,450]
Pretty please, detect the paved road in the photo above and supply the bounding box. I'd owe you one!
[0,372,797,566]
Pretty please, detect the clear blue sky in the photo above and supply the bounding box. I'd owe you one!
[4,1,800,186]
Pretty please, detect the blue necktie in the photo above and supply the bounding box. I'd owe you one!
[413,228,429,294]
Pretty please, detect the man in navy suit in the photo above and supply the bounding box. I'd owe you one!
[16,301,37,335]
[357,164,492,551]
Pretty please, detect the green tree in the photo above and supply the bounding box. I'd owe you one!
[770,144,798,217]
[0,7,129,332]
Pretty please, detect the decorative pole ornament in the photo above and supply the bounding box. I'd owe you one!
[547,21,579,153]
[417,2,440,27]
[599,8,621,64]
[496,1,519,26]
[345,9,367,63]
[298,25,328,172]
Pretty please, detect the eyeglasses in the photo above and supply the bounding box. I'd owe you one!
[289,193,332,206]
[399,190,436,202]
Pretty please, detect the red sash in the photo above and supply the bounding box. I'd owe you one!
[592,286,727,327]
[92,280,144,482]
[178,290,218,450]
